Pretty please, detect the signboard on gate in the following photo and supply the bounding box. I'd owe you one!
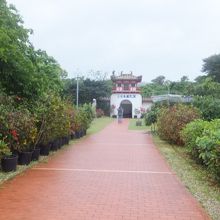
[117,94,136,99]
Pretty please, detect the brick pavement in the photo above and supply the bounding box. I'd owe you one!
[0,119,210,220]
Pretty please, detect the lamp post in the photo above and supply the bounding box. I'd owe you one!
[76,75,79,108]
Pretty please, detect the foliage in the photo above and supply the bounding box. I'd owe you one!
[193,96,220,120]
[182,119,220,182]
[151,75,166,85]
[6,108,37,152]
[181,119,209,163]
[192,77,220,98]
[144,105,160,126]
[34,94,72,145]
[202,54,220,83]
[70,104,94,133]
[0,0,65,100]
[0,135,11,158]
[79,104,94,130]
[157,104,201,145]
[196,123,220,182]
[96,108,104,118]
[62,77,112,114]
[141,75,193,97]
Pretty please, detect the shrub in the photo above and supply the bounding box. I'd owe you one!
[71,104,94,133]
[35,95,72,145]
[193,96,220,121]
[6,108,37,152]
[157,104,201,145]
[144,106,160,126]
[196,120,220,182]
[0,136,11,158]
[96,108,104,118]
[181,119,209,164]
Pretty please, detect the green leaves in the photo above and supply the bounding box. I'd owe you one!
[157,104,201,145]
[182,119,220,183]
[0,0,65,100]
[193,96,220,121]
[202,54,220,83]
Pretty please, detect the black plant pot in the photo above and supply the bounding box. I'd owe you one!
[66,136,70,144]
[40,144,51,156]
[70,134,75,140]
[32,148,40,161]
[61,137,65,146]
[58,138,62,148]
[18,151,33,165]
[62,136,70,145]
[75,131,81,139]
[79,130,83,137]
[50,140,59,151]
[1,155,18,172]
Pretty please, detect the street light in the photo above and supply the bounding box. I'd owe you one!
[76,75,79,108]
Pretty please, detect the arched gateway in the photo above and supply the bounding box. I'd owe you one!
[110,72,142,118]
[120,100,132,118]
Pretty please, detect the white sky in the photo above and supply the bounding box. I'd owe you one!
[7,0,220,82]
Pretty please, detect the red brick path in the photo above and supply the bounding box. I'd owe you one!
[0,120,210,220]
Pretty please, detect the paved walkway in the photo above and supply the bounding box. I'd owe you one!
[0,120,209,220]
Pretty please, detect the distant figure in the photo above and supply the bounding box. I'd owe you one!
[117,106,123,123]
[92,98,97,117]
[92,98,97,108]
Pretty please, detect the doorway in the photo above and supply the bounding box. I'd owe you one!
[120,100,132,118]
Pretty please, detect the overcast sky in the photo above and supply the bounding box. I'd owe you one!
[7,0,220,82]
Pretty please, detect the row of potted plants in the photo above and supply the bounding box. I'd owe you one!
[0,93,95,172]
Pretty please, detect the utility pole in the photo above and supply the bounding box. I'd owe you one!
[76,75,79,108]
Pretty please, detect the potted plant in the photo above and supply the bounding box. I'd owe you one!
[135,108,142,126]
[7,109,37,165]
[0,137,18,172]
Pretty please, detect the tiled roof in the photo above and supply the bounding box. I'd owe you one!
[111,73,142,82]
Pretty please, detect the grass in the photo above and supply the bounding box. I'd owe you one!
[152,135,220,220]
[128,118,150,131]
[87,117,114,135]
[0,117,113,185]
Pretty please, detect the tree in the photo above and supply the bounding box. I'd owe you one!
[192,77,220,98]
[151,75,166,85]
[0,0,34,97]
[0,0,65,100]
[202,54,220,82]
[62,77,112,114]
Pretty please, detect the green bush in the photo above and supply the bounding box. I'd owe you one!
[157,104,201,145]
[144,106,160,126]
[193,96,220,121]
[196,121,220,182]
[7,108,37,152]
[0,95,37,152]
[34,95,72,145]
[181,119,209,164]
[182,119,220,183]
[0,136,11,158]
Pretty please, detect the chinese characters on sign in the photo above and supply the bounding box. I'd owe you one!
[117,94,136,98]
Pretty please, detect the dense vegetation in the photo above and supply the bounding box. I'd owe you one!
[157,104,201,145]
[63,77,112,114]
[0,1,96,166]
[182,119,220,182]
[143,54,220,183]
